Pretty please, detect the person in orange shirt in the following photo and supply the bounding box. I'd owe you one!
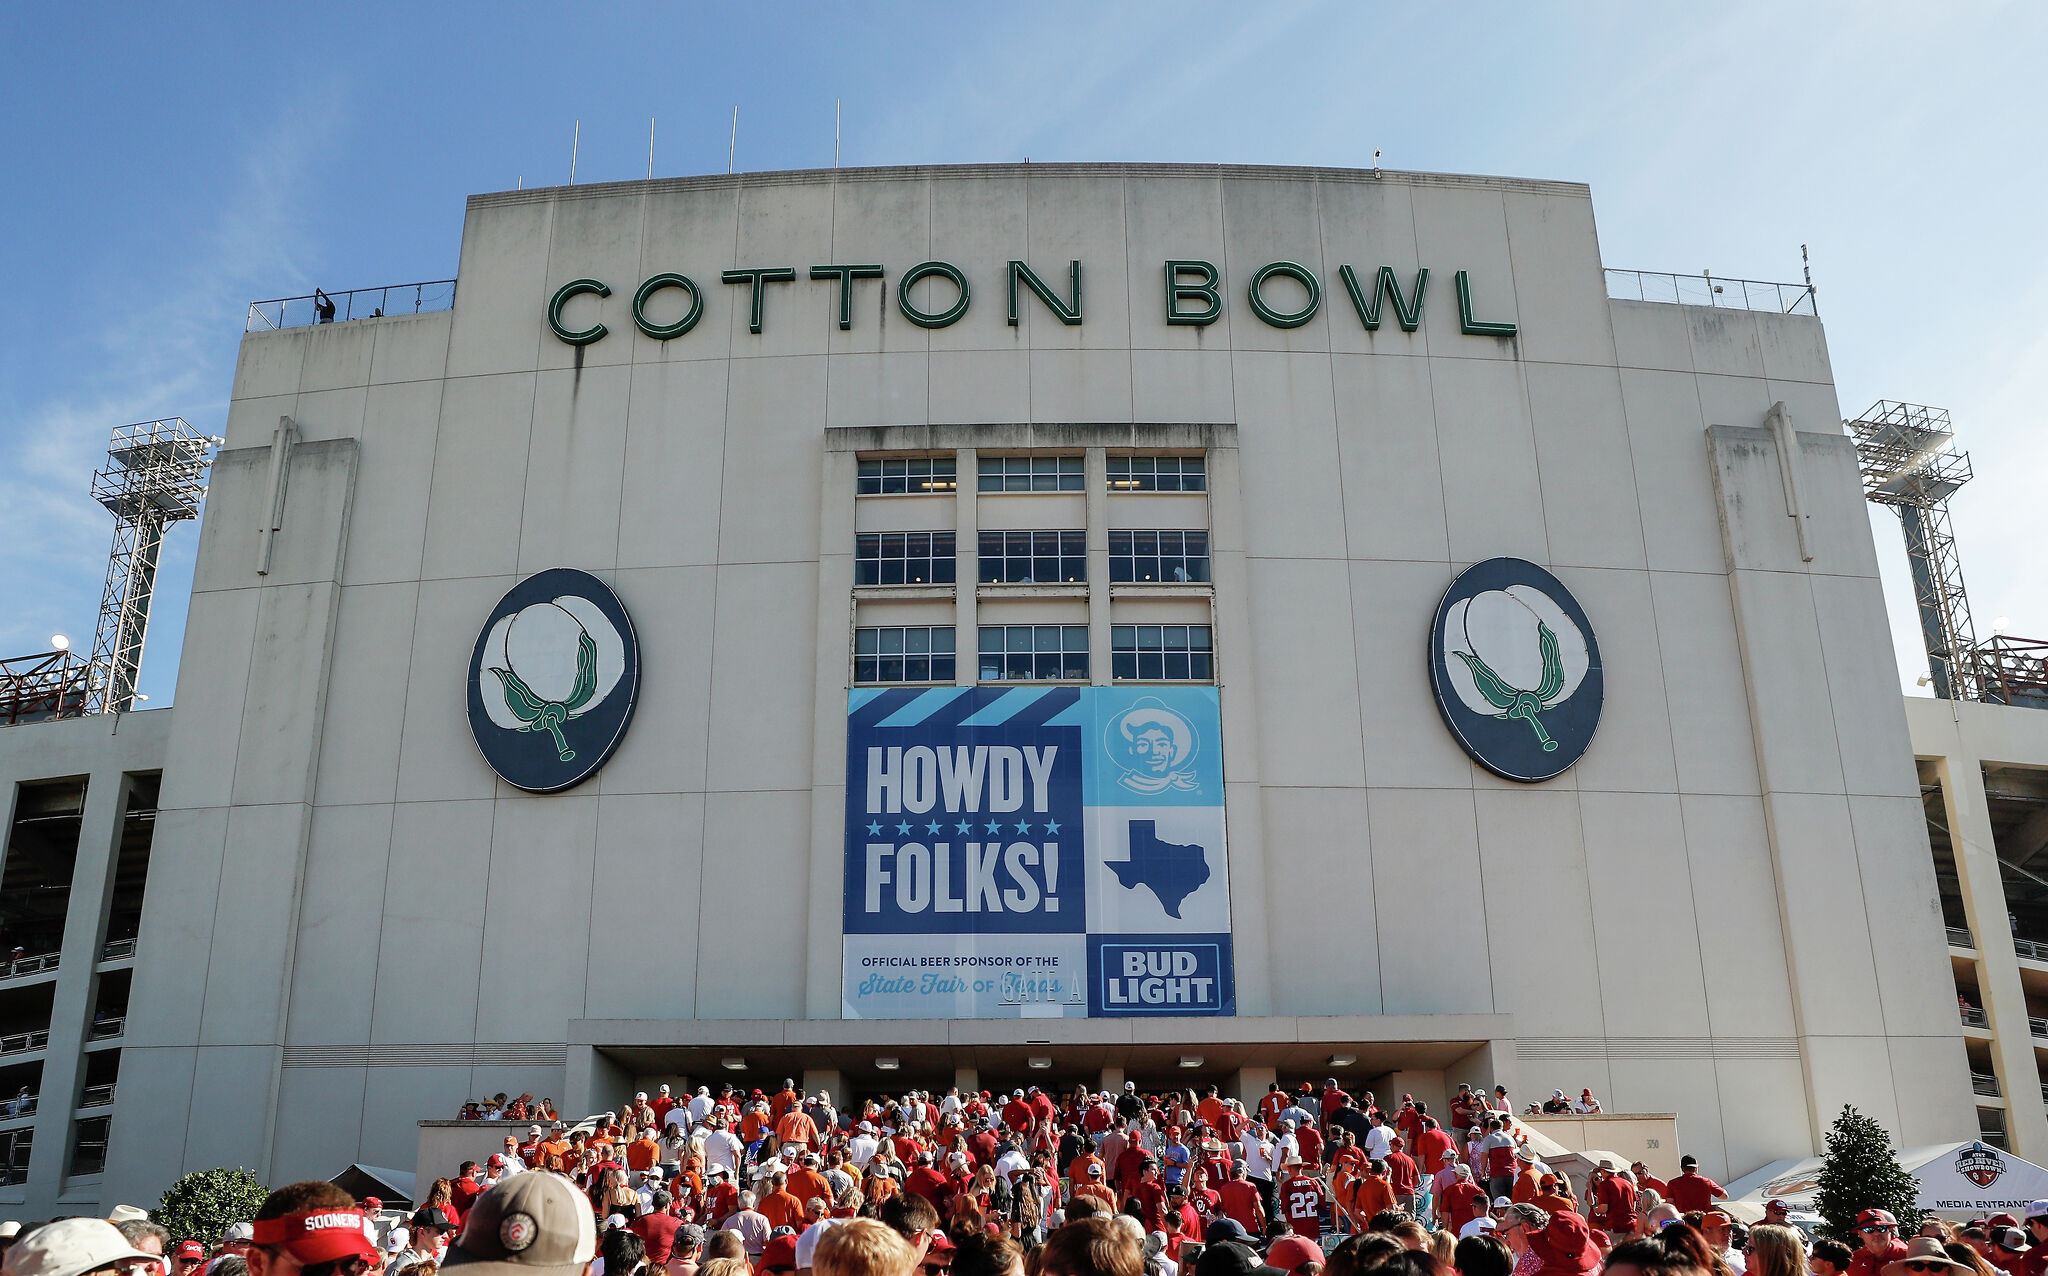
[1342,1159,1397,1232]
[1259,1084,1290,1128]
[627,1131,661,1174]
[770,1082,800,1122]
[786,1154,833,1208]
[1196,1087,1227,1131]
[1071,1163,1118,1213]
[776,1104,819,1154]
[758,1171,805,1231]
[741,1103,771,1147]
[1329,1132,1367,1178]
[537,1129,572,1172]
[1532,1174,1575,1217]
[1068,1150,1104,1189]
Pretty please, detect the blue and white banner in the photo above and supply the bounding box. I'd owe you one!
[843,686,1234,1019]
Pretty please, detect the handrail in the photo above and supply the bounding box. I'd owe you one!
[0,1031,49,1056]
[2018,937,2048,963]
[1972,1071,2002,1097]
[87,1017,124,1042]
[247,279,456,332]
[1962,1006,1990,1029]
[2032,1016,2048,1040]
[0,952,59,980]
[1949,926,1975,950]
[1605,268,1817,317]
[99,938,136,962]
[78,1083,115,1109]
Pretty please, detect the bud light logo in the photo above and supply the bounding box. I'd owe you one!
[1089,936,1234,1016]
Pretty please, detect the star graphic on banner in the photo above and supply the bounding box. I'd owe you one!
[896,821,913,836]
[1014,821,1032,834]
[956,821,974,835]
[985,820,1003,835]
[867,822,883,837]
[925,821,942,835]
[1043,819,1062,835]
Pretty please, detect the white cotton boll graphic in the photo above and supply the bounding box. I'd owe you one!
[504,602,589,703]
[1444,585,1590,717]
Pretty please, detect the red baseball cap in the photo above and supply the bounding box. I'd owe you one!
[762,1236,799,1272]
[1267,1238,1325,1273]
[175,1242,206,1261]
[250,1209,379,1265]
[1858,1210,1900,1229]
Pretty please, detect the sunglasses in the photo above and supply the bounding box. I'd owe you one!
[1862,1227,1896,1235]
[1902,1266,1951,1274]
[302,1259,376,1276]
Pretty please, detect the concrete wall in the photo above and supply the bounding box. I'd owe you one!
[95,163,1971,1206]
[1520,1113,1683,1181]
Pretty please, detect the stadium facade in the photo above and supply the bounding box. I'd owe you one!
[0,162,1987,1214]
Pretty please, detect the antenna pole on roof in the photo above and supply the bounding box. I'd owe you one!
[649,117,656,180]
[570,120,580,186]
[835,99,841,168]
[729,107,738,174]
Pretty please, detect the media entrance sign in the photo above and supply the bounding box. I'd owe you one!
[843,686,1234,1019]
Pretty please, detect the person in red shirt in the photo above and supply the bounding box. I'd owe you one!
[1437,1164,1486,1236]
[904,1153,949,1205]
[1631,1161,1668,1197]
[1295,1123,1324,1170]
[1218,1162,1267,1235]
[1663,1156,1725,1213]
[1282,1162,1329,1242]
[1131,1162,1170,1232]
[1029,1088,1057,1124]
[1197,1087,1227,1130]
[631,1193,682,1265]
[702,1166,739,1223]
[1384,1138,1419,1211]
[1395,1101,1426,1155]
[1320,1080,1352,1130]
[1002,1092,1033,1133]
[1329,1132,1367,1178]
[1847,1210,1909,1276]
[1589,1161,1637,1240]
[1412,1119,1456,1182]
[448,1163,485,1220]
[1216,1102,1247,1146]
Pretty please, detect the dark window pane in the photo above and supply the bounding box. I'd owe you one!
[933,655,956,681]
[1114,653,1137,679]
[856,657,878,682]
[1063,653,1089,679]
[1191,653,1213,679]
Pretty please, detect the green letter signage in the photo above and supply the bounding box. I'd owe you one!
[1456,270,1518,337]
[898,261,970,328]
[1337,265,1427,332]
[721,267,797,334]
[631,273,703,341]
[1007,260,1082,326]
[811,264,886,330]
[1165,260,1222,326]
[1246,261,1321,329]
[548,278,611,346]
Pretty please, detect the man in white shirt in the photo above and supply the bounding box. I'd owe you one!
[1241,1126,1278,1229]
[847,1121,880,1169]
[1363,1115,1393,1161]
[995,1141,1031,1184]
[688,1087,714,1125]
[701,1117,744,1177]
[1275,1119,1300,1167]
[940,1087,962,1117]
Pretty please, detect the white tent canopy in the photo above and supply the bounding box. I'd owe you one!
[1726,1142,2048,1219]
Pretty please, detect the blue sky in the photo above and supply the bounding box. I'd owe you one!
[3,2,2044,705]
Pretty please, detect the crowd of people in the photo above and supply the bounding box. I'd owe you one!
[0,1077,2024,1276]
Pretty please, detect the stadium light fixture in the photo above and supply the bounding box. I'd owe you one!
[876,1057,900,1071]
[720,1057,746,1071]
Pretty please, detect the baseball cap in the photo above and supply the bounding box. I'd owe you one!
[412,1208,457,1233]
[1195,1242,1285,1276]
[1266,1238,1325,1273]
[4,1219,162,1276]
[444,1169,598,1276]
[488,1155,507,1168]
[175,1242,206,1262]
[1203,1219,1252,1246]
[1992,1229,2031,1253]
[1988,1214,2020,1230]
[363,1199,384,1213]
[761,1236,799,1273]
[221,1225,255,1245]
[794,1219,843,1268]
[1763,1200,1789,1217]
[250,1209,381,1266]
[2028,1201,2048,1222]
[1858,1209,1900,1230]
[1459,1218,1499,1240]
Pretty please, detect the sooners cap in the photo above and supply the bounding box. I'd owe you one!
[175,1242,206,1262]
[1858,1209,1900,1229]
[445,1171,598,1276]
[761,1235,799,1272]
[1266,1237,1326,1273]
[250,1209,380,1265]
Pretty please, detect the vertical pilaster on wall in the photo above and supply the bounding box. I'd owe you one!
[1231,1066,1277,1112]
[1099,1066,1125,1096]
[1085,448,1110,684]
[806,449,862,1019]
[1934,745,2048,1156]
[24,771,131,1194]
[956,449,979,687]
[954,1067,980,1097]
[802,1070,844,1107]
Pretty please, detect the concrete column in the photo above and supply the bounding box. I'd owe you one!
[1371,1071,1448,1129]
[27,770,132,1193]
[1937,751,2048,1156]
[805,448,862,1018]
[564,1046,632,1122]
[954,1068,980,1097]
[1100,1067,1125,1096]
[1232,1067,1277,1113]
[956,449,978,685]
[1085,448,1110,684]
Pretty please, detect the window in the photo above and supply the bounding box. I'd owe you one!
[980,626,1089,682]
[858,456,956,495]
[979,531,1086,584]
[1109,531,1209,583]
[979,455,1084,492]
[68,1115,109,1177]
[855,627,956,685]
[1107,455,1206,492]
[1113,625,1214,681]
[0,1128,28,1186]
[855,532,956,586]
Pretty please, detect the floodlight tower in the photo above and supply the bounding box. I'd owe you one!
[1847,401,1978,700]
[86,418,220,713]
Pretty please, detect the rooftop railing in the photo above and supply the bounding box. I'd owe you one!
[0,952,58,981]
[1950,926,1975,950]
[1963,1005,1990,1029]
[87,1017,124,1043]
[99,938,136,962]
[2017,936,2048,964]
[247,280,456,333]
[0,1031,49,1057]
[1972,1071,2003,1097]
[1606,268,1817,316]
[77,1084,115,1110]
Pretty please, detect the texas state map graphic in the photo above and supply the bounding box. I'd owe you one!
[1108,820,1211,919]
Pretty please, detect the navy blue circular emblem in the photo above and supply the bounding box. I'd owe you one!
[466,568,640,793]
[1428,558,1602,783]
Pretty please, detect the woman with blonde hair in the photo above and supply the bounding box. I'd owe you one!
[1742,1225,1805,1276]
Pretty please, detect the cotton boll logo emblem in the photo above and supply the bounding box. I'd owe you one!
[1429,559,1602,782]
[467,569,640,793]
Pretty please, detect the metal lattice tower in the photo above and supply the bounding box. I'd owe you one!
[86,419,219,713]
[1848,401,1979,700]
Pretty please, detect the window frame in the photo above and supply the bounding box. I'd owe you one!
[1106,454,1206,493]
[1107,530,1211,584]
[978,530,1088,584]
[978,624,1091,683]
[854,626,957,685]
[857,455,958,497]
[977,454,1085,493]
[854,531,958,587]
[1111,623,1215,682]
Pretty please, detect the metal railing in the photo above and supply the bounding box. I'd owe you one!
[247,279,456,332]
[2033,1016,2048,1040]
[2017,937,2048,964]
[1605,269,1817,316]
[1973,1071,2003,1097]
[1950,926,1976,950]
[0,1031,49,1057]
[1963,1006,1990,1028]
[0,952,58,980]
[2,1095,36,1120]
[1982,1129,2011,1150]
[99,938,136,962]
[87,1017,124,1042]
[77,1084,115,1109]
